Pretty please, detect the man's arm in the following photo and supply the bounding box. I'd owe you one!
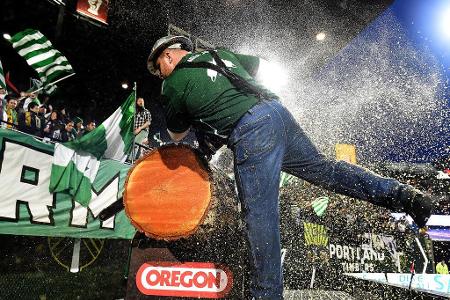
[233,52,261,77]
[142,120,150,130]
[134,121,150,135]
[167,128,190,142]
[233,52,273,81]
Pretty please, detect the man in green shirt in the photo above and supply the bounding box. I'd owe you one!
[147,35,436,299]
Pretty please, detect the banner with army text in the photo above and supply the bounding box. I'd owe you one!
[0,129,135,239]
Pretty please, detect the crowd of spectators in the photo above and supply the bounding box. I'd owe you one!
[0,87,154,163]
[0,88,96,143]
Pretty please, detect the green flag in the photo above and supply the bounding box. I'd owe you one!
[311,196,329,217]
[9,29,74,86]
[49,92,136,206]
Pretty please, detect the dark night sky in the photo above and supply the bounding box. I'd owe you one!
[1,0,167,121]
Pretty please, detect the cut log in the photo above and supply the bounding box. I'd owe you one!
[124,145,214,240]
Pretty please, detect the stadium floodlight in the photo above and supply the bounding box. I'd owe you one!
[440,7,450,40]
[316,32,326,41]
[256,59,288,94]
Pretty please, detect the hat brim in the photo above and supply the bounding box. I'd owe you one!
[147,36,193,76]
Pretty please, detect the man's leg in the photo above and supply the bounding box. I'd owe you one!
[274,102,433,227]
[230,101,286,299]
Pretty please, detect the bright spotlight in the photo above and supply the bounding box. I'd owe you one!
[256,59,288,93]
[121,82,129,89]
[3,33,11,40]
[440,7,450,39]
[316,32,326,41]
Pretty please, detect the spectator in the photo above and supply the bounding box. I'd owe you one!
[72,116,84,138]
[60,120,76,142]
[18,101,42,136]
[59,107,70,124]
[0,88,6,99]
[37,104,48,136]
[43,111,63,140]
[82,120,96,136]
[134,97,151,142]
[133,97,151,159]
[436,260,449,274]
[3,94,19,129]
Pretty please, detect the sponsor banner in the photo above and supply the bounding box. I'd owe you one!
[0,129,135,239]
[136,262,233,298]
[345,273,450,297]
[76,0,109,24]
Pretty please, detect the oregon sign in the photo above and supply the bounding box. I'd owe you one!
[136,262,233,298]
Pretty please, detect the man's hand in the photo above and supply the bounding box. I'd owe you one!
[134,121,150,135]
[194,130,226,162]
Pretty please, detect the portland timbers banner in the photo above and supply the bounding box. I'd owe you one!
[279,179,434,290]
[0,129,135,239]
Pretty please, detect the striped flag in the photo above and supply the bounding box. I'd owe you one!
[311,196,329,217]
[9,29,74,86]
[50,92,136,206]
[0,59,6,91]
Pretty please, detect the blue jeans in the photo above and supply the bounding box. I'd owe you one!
[227,99,401,299]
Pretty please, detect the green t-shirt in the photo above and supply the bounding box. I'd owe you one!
[161,49,277,136]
